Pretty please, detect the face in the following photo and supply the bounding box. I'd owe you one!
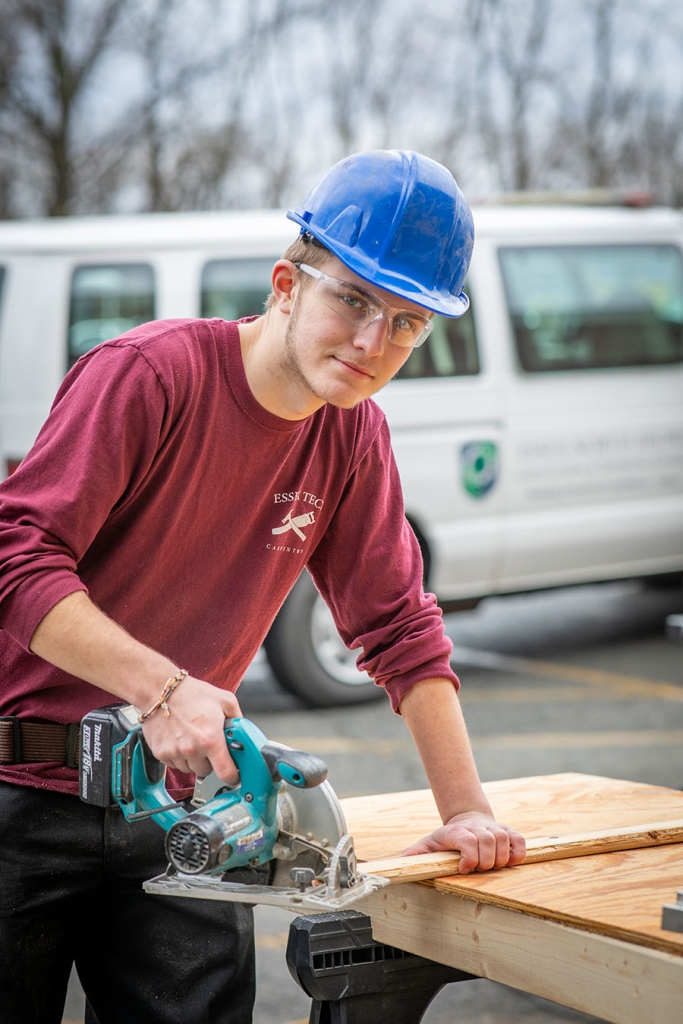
[278,255,430,414]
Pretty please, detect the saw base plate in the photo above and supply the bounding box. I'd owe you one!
[143,870,388,913]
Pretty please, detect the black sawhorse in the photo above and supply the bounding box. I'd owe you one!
[286,911,474,1023]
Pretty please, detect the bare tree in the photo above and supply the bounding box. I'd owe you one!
[544,0,683,205]
[621,2,683,206]
[0,0,325,215]
[0,0,134,216]
[122,0,250,212]
[103,0,331,212]
[584,0,617,187]
[1,0,682,216]
[0,6,20,216]
[465,0,556,191]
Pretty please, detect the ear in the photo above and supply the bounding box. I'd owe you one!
[270,260,299,314]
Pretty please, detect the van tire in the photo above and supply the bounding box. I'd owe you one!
[263,573,384,707]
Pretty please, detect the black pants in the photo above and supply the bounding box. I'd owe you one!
[0,781,257,1024]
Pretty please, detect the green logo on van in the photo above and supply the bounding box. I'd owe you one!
[460,441,499,498]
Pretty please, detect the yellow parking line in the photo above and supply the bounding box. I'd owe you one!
[461,686,611,704]
[256,932,288,950]
[451,645,683,701]
[273,736,404,755]
[471,728,683,750]
[278,727,683,758]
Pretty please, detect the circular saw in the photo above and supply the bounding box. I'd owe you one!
[79,706,388,912]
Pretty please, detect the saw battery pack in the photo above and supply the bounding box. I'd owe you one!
[79,703,139,807]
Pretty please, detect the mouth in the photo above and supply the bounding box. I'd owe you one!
[334,356,375,380]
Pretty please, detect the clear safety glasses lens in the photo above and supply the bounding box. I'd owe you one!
[296,263,433,348]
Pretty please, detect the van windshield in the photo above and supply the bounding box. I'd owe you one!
[499,244,683,372]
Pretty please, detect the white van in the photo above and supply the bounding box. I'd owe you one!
[1,205,682,705]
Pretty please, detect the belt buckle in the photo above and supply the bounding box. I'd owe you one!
[0,716,22,763]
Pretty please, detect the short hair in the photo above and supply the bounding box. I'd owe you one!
[265,232,333,311]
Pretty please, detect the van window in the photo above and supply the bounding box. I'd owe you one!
[499,244,683,372]
[200,259,273,320]
[68,264,155,367]
[396,304,479,379]
[0,266,6,319]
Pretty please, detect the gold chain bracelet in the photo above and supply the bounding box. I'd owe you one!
[138,669,189,723]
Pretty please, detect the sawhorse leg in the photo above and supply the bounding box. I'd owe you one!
[286,910,474,1024]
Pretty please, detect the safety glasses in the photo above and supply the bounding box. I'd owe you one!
[295,263,433,348]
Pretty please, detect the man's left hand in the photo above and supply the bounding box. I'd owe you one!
[402,811,526,874]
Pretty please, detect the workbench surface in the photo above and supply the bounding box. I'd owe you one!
[341,773,683,1024]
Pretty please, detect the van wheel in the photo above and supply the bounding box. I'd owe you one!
[263,573,384,707]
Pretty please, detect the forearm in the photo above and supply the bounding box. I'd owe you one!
[399,677,526,871]
[29,590,241,781]
[399,677,492,823]
[29,591,178,710]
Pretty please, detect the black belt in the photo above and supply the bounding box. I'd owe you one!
[0,717,80,768]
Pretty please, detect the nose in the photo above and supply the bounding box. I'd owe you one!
[353,314,390,356]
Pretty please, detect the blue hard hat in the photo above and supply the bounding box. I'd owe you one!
[287,150,473,318]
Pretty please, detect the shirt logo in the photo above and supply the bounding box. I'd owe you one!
[272,508,316,542]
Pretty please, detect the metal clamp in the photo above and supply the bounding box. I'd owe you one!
[662,890,683,932]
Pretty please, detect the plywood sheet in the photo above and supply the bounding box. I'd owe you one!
[342,772,683,859]
[428,843,683,956]
[341,773,683,957]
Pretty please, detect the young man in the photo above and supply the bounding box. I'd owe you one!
[0,150,525,1023]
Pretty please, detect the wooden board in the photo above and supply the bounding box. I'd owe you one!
[341,773,683,957]
[359,883,683,1024]
[342,772,683,860]
[364,818,683,882]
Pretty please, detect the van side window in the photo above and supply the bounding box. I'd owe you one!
[499,244,683,372]
[68,264,155,368]
[200,259,274,319]
[0,266,5,315]
[396,303,480,379]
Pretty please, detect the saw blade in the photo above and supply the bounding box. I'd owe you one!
[270,778,348,887]
[276,778,347,847]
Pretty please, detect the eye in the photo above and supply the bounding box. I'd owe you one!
[394,314,421,334]
[339,290,369,314]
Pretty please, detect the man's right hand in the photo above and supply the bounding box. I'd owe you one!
[140,674,242,783]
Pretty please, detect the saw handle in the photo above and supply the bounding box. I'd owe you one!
[260,741,328,789]
[139,732,165,784]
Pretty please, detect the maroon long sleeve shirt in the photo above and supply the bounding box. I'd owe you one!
[0,318,457,794]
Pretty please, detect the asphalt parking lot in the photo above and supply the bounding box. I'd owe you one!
[63,579,683,1023]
